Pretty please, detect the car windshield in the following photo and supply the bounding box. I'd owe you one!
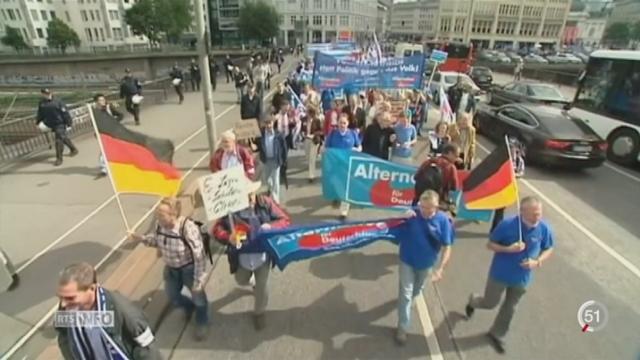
[529,84,564,99]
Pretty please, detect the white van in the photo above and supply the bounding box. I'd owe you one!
[395,43,423,58]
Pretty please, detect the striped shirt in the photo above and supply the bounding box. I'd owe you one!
[143,217,207,287]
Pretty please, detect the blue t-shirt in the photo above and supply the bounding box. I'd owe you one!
[399,209,454,270]
[321,90,335,113]
[392,123,417,158]
[326,129,361,149]
[489,215,554,287]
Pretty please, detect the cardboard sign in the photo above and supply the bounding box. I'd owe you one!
[198,166,249,221]
[233,119,261,140]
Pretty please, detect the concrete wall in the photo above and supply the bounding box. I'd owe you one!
[0,50,252,83]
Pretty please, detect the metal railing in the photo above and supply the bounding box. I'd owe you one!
[0,78,172,165]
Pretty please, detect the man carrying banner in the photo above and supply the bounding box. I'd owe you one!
[212,179,290,331]
[465,196,554,354]
[396,190,454,345]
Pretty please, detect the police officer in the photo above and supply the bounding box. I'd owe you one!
[170,64,185,104]
[119,68,142,125]
[36,88,78,166]
[189,58,201,91]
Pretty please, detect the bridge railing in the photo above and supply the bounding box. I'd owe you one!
[0,77,171,165]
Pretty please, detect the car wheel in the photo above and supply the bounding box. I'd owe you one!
[607,128,640,165]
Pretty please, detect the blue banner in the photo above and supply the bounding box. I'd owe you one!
[263,218,406,270]
[321,149,494,220]
[312,52,425,90]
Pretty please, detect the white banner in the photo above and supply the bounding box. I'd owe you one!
[198,165,249,221]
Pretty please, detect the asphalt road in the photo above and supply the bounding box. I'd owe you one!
[156,106,640,359]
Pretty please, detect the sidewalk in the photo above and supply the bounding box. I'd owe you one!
[0,58,296,356]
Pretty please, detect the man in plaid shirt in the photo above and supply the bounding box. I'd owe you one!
[129,198,209,341]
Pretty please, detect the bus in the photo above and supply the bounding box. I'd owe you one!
[568,50,640,165]
[425,41,474,73]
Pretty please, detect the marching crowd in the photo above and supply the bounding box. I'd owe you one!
[50,52,553,359]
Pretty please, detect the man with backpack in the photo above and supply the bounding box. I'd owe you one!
[119,68,142,125]
[413,143,461,210]
[128,197,210,341]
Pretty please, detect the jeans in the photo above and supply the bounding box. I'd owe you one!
[235,261,270,314]
[236,87,244,103]
[307,141,321,179]
[163,264,209,325]
[469,277,527,341]
[397,261,430,331]
[262,159,281,204]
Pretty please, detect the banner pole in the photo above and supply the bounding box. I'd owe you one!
[504,135,522,243]
[87,104,131,231]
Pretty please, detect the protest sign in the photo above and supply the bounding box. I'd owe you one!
[233,119,261,140]
[198,166,249,221]
[312,52,425,90]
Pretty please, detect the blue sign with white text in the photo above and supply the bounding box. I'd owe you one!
[430,50,448,63]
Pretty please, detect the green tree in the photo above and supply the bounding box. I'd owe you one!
[632,21,640,41]
[237,0,280,43]
[124,0,192,46]
[1,26,29,52]
[47,18,80,54]
[603,22,631,45]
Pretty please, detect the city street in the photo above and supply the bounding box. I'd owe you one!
[1,56,639,360]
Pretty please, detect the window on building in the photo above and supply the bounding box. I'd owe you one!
[65,11,71,22]
[81,10,88,21]
[50,11,56,19]
[314,0,321,9]
[329,15,335,26]
[100,28,105,41]
[300,0,307,10]
[313,15,321,25]
[36,28,44,38]
[15,9,21,20]
[94,28,99,40]
[290,15,296,25]
[95,10,100,21]
[85,28,92,41]
[31,9,38,21]
[22,28,29,40]
[339,15,348,26]
[340,0,349,11]
[7,9,16,21]
[41,10,48,21]
[90,10,95,21]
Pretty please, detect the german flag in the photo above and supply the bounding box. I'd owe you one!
[462,144,518,210]
[94,109,181,196]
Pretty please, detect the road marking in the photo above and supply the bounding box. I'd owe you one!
[416,294,444,360]
[15,103,237,274]
[604,162,640,184]
[476,142,640,280]
[2,69,291,359]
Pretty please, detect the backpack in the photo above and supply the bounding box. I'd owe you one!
[414,162,444,198]
[156,218,214,265]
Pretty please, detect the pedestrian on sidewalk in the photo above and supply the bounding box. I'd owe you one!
[465,196,553,354]
[209,130,256,180]
[361,111,396,160]
[189,58,201,91]
[212,179,291,331]
[36,88,78,167]
[257,117,288,204]
[170,64,185,105]
[224,54,234,83]
[120,68,142,125]
[395,190,454,345]
[391,112,417,165]
[208,57,219,91]
[94,93,123,177]
[514,59,524,81]
[241,86,262,120]
[55,262,161,358]
[324,113,362,220]
[234,67,249,104]
[128,198,210,342]
[304,106,324,183]
[271,82,292,114]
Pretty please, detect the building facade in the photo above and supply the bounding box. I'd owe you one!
[440,0,572,50]
[563,11,606,48]
[0,0,148,54]
[389,0,439,40]
[274,0,377,46]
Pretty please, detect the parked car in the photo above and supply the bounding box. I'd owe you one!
[572,52,589,63]
[524,54,549,64]
[487,81,568,106]
[546,53,582,64]
[478,50,498,62]
[474,103,607,168]
[505,52,522,62]
[429,71,483,104]
[469,66,494,89]
[495,52,512,63]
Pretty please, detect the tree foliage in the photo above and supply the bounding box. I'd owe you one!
[632,21,640,41]
[603,22,631,45]
[237,0,280,42]
[124,0,192,45]
[1,26,29,51]
[47,18,80,53]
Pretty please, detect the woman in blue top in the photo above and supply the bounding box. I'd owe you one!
[323,113,362,220]
[396,190,454,345]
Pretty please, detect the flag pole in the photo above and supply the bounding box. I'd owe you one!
[504,135,522,243]
[87,104,132,231]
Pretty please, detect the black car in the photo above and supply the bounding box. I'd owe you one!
[487,81,568,107]
[469,66,493,89]
[474,103,607,168]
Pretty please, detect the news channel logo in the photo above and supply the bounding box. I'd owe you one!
[54,311,115,328]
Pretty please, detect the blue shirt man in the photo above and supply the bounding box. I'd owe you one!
[465,197,554,354]
[325,115,361,150]
[395,190,454,345]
